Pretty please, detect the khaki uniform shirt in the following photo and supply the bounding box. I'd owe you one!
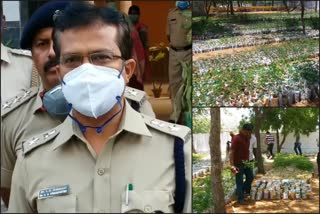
[1,86,155,189]
[8,100,191,213]
[166,7,191,48]
[1,43,34,102]
[1,87,61,188]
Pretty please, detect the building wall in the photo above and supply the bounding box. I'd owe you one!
[193,131,319,155]
[132,0,174,47]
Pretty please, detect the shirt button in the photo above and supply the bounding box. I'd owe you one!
[144,205,152,212]
[97,168,105,176]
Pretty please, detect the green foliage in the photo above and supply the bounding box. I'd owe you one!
[193,175,212,213]
[193,114,210,134]
[181,9,192,44]
[273,153,314,172]
[294,61,319,86]
[192,168,235,213]
[192,153,206,164]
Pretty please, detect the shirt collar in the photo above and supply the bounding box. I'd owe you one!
[1,43,11,63]
[52,99,152,150]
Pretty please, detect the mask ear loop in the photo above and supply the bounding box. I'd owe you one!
[117,61,127,79]
[66,97,123,134]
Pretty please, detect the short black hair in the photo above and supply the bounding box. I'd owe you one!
[128,5,140,15]
[53,2,132,60]
[266,131,270,134]
[242,123,253,131]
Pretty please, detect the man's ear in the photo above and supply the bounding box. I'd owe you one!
[123,59,136,84]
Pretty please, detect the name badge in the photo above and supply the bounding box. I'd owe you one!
[38,185,70,199]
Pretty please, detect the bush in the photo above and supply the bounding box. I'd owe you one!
[273,153,314,172]
[192,168,235,213]
[193,153,206,163]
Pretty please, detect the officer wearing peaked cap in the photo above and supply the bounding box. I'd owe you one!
[8,2,191,213]
[1,0,155,208]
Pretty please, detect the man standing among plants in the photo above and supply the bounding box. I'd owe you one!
[230,123,254,205]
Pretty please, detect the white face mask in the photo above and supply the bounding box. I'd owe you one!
[62,63,125,119]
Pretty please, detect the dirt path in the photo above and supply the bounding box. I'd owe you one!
[193,42,285,60]
[225,156,320,213]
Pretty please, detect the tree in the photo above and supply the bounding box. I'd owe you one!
[300,0,305,34]
[253,108,266,174]
[258,108,319,153]
[209,108,226,213]
[203,0,214,20]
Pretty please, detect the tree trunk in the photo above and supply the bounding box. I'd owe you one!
[276,129,280,153]
[192,135,197,154]
[300,0,306,34]
[272,0,274,6]
[254,108,265,174]
[204,0,213,20]
[315,0,318,12]
[279,133,288,152]
[229,0,234,15]
[237,0,241,7]
[209,108,226,213]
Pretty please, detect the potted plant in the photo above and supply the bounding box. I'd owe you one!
[149,44,167,98]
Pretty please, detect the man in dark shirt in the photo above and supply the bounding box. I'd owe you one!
[230,123,253,205]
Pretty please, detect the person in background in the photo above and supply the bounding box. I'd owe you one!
[166,1,191,124]
[293,134,303,155]
[225,131,235,163]
[128,5,151,91]
[1,5,35,103]
[247,125,257,198]
[229,123,253,205]
[265,131,275,159]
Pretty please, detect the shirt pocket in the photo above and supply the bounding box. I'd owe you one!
[121,190,174,213]
[37,194,76,213]
[169,18,178,31]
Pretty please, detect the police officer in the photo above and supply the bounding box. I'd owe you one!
[1,6,35,102]
[1,0,154,208]
[166,1,191,124]
[9,3,191,213]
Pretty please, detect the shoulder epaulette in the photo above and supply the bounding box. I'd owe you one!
[141,114,191,143]
[124,86,147,106]
[9,48,32,57]
[1,87,38,118]
[22,129,60,155]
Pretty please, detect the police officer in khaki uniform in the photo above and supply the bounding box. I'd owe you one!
[1,43,35,102]
[1,1,155,208]
[9,3,191,213]
[1,6,37,103]
[166,1,191,123]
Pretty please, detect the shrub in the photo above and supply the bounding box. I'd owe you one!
[192,168,236,213]
[273,153,314,172]
[193,153,206,163]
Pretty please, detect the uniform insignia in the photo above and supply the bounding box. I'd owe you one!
[124,86,147,106]
[141,114,191,143]
[38,185,69,199]
[9,48,32,57]
[1,87,38,118]
[22,129,60,155]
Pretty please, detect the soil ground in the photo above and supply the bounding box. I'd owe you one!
[225,156,320,213]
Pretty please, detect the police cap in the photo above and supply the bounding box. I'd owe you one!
[20,1,69,49]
